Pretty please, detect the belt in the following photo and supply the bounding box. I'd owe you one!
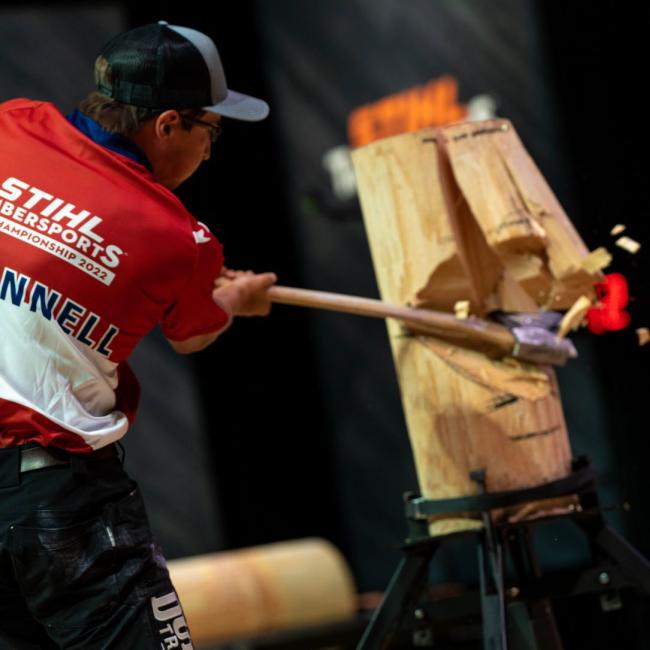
[19,444,118,473]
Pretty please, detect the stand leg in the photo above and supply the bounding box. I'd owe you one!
[357,543,438,650]
[471,469,508,650]
[478,538,507,650]
[505,527,563,650]
[574,472,650,596]
[507,601,539,650]
[574,521,650,596]
[527,600,563,650]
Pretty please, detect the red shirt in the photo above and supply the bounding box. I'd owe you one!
[0,99,230,451]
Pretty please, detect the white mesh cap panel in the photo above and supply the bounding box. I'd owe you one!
[167,24,269,121]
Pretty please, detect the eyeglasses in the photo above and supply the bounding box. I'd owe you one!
[181,116,223,143]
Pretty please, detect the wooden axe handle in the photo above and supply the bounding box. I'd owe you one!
[268,285,516,358]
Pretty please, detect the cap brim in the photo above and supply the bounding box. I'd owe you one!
[204,89,269,121]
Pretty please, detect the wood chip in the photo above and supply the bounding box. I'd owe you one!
[557,295,593,340]
[454,300,470,320]
[610,224,626,236]
[580,247,612,274]
[637,328,650,346]
[615,236,641,254]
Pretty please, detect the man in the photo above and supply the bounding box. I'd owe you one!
[0,21,276,648]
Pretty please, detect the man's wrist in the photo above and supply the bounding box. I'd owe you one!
[212,283,244,318]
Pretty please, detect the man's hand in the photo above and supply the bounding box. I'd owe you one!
[167,269,276,354]
[212,268,278,317]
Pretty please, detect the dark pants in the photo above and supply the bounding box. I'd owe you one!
[0,444,194,649]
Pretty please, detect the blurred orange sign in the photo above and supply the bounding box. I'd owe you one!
[348,75,467,148]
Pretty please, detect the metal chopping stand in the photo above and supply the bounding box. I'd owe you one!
[357,457,650,650]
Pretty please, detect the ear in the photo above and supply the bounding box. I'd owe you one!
[153,110,181,141]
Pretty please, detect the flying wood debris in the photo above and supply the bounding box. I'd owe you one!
[580,247,612,274]
[615,236,641,254]
[610,224,626,236]
[637,328,650,346]
[557,295,593,340]
[454,300,470,320]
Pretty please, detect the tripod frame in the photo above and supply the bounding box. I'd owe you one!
[357,457,650,650]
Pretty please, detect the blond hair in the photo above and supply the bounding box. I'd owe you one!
[78,56,203,136]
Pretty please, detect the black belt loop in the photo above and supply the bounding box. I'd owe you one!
[70,456,88,476]
[0,446,21,488]
[116,441,126,466]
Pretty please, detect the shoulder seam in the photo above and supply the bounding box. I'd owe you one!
[0,99,45,115]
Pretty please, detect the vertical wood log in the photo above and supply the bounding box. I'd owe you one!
[351,124,579,534]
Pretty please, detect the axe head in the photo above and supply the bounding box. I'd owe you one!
[510,326,577,366]
[491,311,578,366]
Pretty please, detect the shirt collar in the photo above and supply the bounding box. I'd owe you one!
[66,109,152,171]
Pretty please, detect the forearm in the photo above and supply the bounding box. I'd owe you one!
[167,300,233,354]
[168,270,276,354]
